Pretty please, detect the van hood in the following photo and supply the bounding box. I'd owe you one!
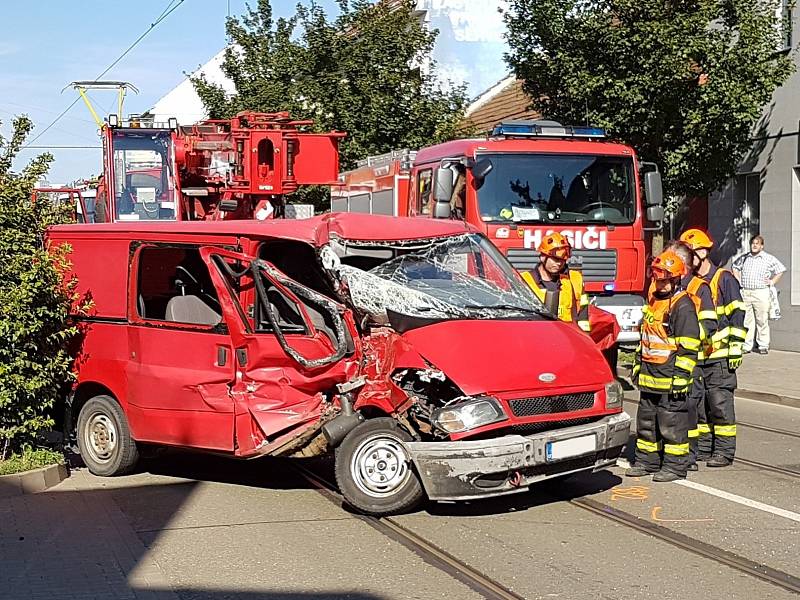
[400,319,612,396]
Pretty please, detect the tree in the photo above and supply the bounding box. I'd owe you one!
[193,0,467,207]
[0,116,78,458]
[504,0,795,201]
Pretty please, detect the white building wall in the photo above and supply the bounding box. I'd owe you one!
[708,7,800,350]
[150,50,236,124]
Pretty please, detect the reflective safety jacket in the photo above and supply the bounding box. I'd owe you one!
[634,290,700,393]
[521,268,591,332]
[648,275,718,347]
[701,266,746,361]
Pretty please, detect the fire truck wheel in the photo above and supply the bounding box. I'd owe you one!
[76,395,139,476]
[335,417,424,516]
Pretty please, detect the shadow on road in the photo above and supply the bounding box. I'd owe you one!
[420,470,622,517]
[150,592,388,600]
[5,443,629,599]
[75,442,627,521]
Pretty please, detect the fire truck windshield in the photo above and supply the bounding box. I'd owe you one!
[110,130,176,221]
[476,153,635,225]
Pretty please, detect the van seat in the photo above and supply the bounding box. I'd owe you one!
[165,295,222,326]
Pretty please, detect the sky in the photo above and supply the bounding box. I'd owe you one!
[0,0,507,184]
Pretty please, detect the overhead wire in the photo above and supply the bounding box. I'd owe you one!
[0,107,100,144]
[21,0,185,150]
[0,101,98,125]
[24,146,102,149]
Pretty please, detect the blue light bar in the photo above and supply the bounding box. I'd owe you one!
[573,127,606,137]
[491,120,606,139]
[492,122,537,135]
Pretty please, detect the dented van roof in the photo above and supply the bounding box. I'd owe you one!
[48,213,477,245]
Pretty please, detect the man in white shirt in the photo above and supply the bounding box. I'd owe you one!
[732,235,786,354]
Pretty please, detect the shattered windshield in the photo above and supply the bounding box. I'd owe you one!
[330,233,547,324]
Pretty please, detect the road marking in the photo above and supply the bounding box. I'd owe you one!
[675,479,800,523]
[650,506,714,523]
[611,485,650,501]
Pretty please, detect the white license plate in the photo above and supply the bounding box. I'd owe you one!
[546,435,597,461]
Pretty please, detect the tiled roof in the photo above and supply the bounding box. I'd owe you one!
[462,78,540,134]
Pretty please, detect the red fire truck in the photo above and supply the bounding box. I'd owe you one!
[331,121,665,344]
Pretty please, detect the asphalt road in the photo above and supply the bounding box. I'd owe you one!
[1,397,798,600]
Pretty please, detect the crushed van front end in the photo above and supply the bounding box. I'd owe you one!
[404,412,630,501]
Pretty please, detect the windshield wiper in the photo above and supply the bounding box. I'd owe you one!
[512,218,550,225]
[463,303,543,314]
[574,218,628,225]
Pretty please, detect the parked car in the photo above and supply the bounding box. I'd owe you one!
[47,213,630,515]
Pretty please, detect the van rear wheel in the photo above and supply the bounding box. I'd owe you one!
[334,417,424,516]
[76,395,139,476]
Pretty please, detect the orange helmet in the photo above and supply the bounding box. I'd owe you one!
[538,232,572,260]
[679,229,714,250]
[651,250,686,280]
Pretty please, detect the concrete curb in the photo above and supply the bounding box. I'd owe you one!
[0,462,69,498]
[616,366,800,409]
[736,389,800,409]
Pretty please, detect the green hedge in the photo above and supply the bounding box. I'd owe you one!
[0,446,64,476]
[0,116,79,460]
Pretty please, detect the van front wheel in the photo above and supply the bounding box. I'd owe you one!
[335,418,424,516]
[76,395,139,476]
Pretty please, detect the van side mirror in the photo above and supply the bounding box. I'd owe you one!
[642,168,663,207]
[646,204,664,223]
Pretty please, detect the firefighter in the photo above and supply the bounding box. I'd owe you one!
[657,241,719,470]
[679,229,746,467]
[627,250,700,481]
[520,232,591,333]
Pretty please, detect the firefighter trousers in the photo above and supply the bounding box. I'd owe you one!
[687,367,702,465]
[696,360,737,461]
[635,391,690,477]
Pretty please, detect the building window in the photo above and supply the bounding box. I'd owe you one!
[778,0,793,51]
[734,172,761,255]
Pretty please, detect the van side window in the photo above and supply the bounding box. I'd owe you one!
[136,246,222,327]
[417,169,432,215]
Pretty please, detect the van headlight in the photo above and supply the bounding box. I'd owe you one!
[432,397,507,434]
[605,381,624,409]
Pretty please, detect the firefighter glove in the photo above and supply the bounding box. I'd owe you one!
[728,356,743,370]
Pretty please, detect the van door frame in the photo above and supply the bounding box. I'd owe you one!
[124,241,238,451]
[199,246,361,456]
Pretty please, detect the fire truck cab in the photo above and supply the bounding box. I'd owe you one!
[49,213,630,516]
[332,121,665,344]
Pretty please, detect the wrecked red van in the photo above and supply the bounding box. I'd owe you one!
[48,213,630,515]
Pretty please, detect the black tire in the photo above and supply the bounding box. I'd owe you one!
[335,417,424,516]
[76,395,139,476]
